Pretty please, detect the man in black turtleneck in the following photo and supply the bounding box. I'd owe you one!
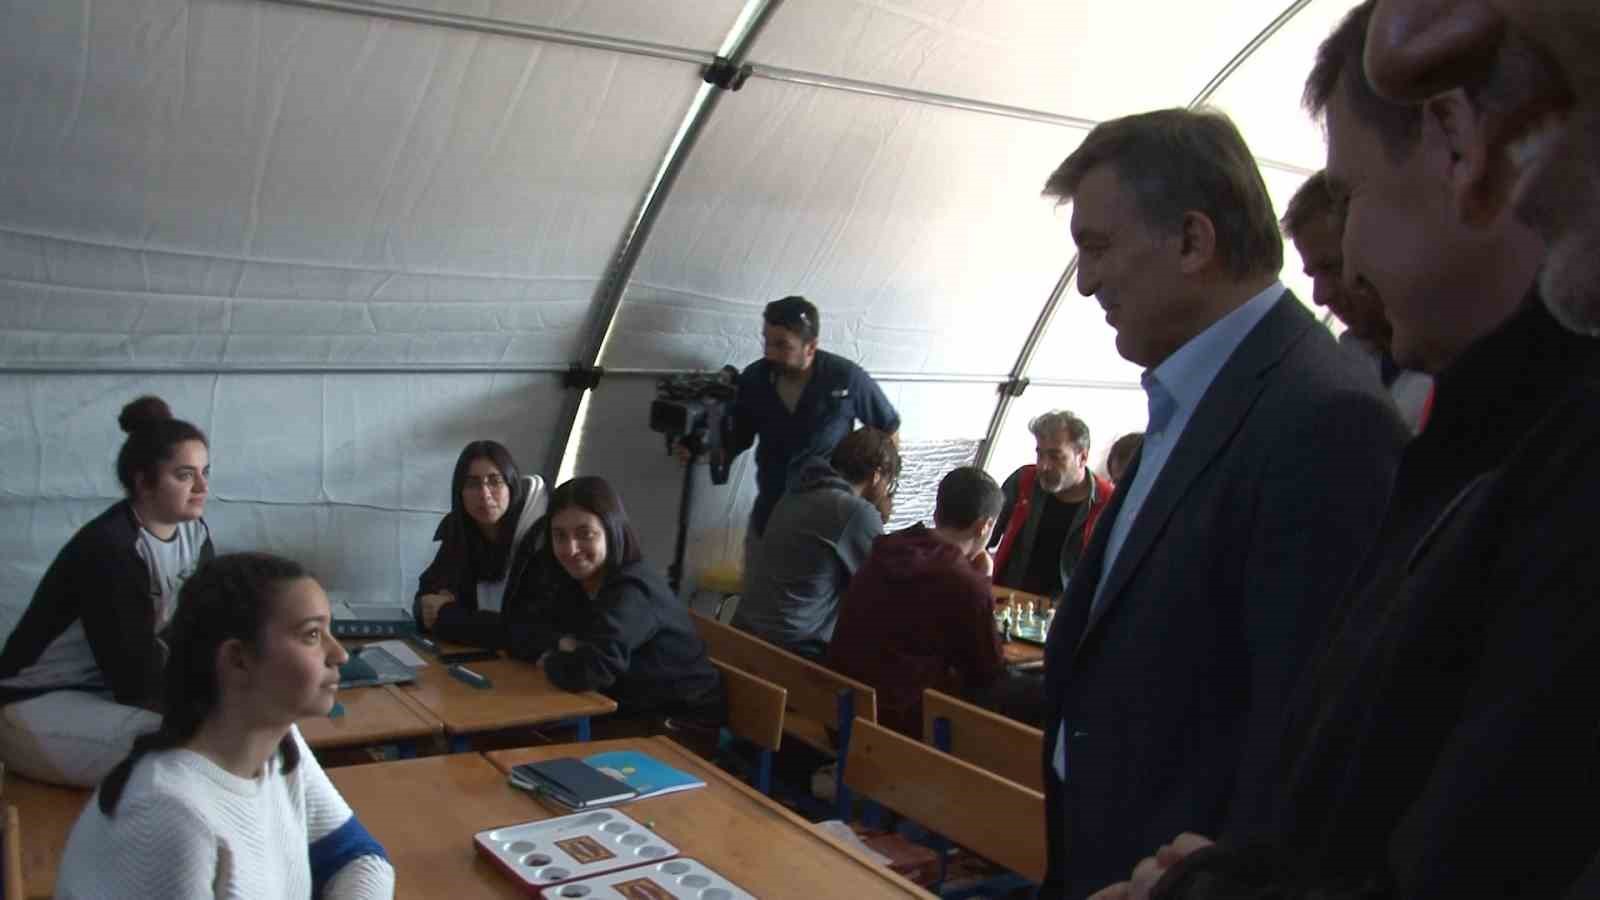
[1091,4,1600,898]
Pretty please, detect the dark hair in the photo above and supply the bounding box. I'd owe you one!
[545,476,643,576]
[1042,108,1283,280]
[115,395,208,499]
[933,467,1004,530]
[1106,432,1145,481]
[1281,171,1338,239]
[1028,410,1091,452]
[98,552,309,815]
[829,428,901,486]
[450,440,529,581]
[1305,0,1420,160]
[764,295,820,343]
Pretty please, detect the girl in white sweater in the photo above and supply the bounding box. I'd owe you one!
[56,552,396,899]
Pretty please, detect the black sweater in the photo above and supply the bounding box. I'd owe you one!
[1162,299,1600,898]
[537,559,725,722]
[412,480,545,650]
[0,500,214,707]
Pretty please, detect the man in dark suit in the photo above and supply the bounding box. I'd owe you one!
[1034,108,1409,899]
[1095,1,1600,896]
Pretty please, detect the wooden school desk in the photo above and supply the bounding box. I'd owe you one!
[486,737,934,899]
[298,684,443,757]
[4,775,89,900]
[328,753,539,900]
[1002,640,1045,666]
[389,657,618,751]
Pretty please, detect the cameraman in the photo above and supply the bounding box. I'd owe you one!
[693,296,900,542]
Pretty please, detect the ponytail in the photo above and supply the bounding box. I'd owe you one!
[98,552,307,815]
[99,727,300,816]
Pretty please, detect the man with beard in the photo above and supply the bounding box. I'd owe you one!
[989,410,1115,597]
[1089,1,1600,897]
[722,296,900,543]
[1282,171,1433,430]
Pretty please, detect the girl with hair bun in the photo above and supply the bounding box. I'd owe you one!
[56,552,394,899]
[0,395,215,786]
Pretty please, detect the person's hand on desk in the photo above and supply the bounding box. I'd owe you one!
[418,591,455,629]
[1087,833,1215,900]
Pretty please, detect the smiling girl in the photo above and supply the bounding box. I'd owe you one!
[530,477,724,729]
[0,396,215,786]
[56,552,394,899]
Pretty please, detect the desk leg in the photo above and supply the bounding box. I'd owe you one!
[576,717,591,742]
[755,749,773,795]
[450,734,471,753]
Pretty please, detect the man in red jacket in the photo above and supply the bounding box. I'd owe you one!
[990,410,1115,598]
[825,467,1007,738]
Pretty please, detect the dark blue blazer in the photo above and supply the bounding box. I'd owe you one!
[1038,292,1408,899]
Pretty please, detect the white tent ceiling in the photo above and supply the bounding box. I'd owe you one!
[0,0,1352,628]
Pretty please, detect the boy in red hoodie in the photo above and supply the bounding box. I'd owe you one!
[825,466,1007,737]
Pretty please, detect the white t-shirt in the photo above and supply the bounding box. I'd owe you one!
[136,519,207,628]
[0,519,207,695]
[56,726,395,899]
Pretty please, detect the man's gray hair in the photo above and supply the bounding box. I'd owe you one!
[1028,410,1091,451]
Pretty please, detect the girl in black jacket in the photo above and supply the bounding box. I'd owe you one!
[0,396,214,786]
[528,476,724,726]
[413,440,547,649]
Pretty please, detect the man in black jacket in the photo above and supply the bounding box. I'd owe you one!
[1095,2,1600,897]
[1036,106,1407,898]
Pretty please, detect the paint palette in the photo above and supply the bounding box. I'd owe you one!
[538,858,755,900]
[475,809,681,891]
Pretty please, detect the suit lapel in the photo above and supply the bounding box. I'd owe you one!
[1074,293,1315,652]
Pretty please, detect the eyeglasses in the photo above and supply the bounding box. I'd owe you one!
[463,474,507,491]
[885,477,900,497]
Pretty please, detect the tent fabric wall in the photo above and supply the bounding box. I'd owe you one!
[0,372,567,633]
[604,78,1088,376]
[2,0,1354,633]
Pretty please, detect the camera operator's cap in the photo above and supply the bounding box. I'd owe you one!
[763,295,819,339]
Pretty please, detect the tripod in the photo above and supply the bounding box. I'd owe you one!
[668,441,700,595]
[666,431,733,595]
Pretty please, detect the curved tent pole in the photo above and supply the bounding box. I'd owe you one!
[973,0,1316,472]
[540,0,785,485]
[1187,0,1319,108]
[258,0,715,66]
[256,0,1314,479]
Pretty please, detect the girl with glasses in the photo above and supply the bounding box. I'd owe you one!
[413,441,548,648]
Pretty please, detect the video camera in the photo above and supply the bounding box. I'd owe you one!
[649,366,740,485]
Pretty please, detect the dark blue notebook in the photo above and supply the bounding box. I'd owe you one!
[508,757,639,810]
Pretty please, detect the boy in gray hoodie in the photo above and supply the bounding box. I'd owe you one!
[733,428,899,659]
